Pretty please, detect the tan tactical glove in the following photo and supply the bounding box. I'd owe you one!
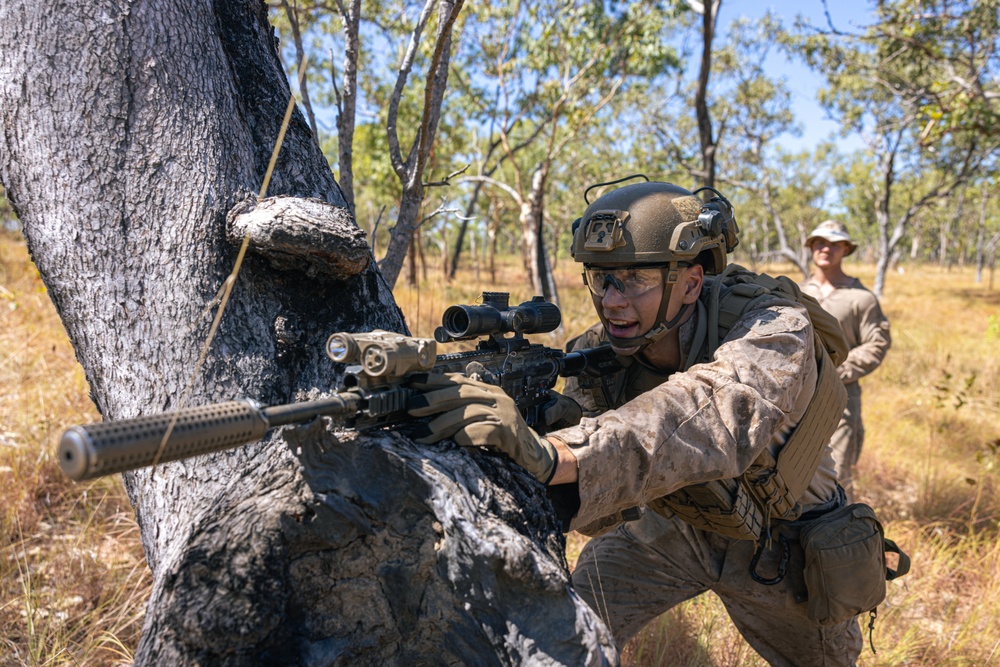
[407,373,558,483]
[542,391,583,430]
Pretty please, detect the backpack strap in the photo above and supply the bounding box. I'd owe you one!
[704,267,849,369]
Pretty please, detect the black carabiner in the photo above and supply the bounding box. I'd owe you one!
[749,534,790,585]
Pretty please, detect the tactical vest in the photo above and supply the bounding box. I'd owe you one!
[574,264,849,542]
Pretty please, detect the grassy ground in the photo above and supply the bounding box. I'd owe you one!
[3,232,999,665]
[0,233,150,666]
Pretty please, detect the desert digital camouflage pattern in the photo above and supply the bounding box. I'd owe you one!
[552,294,862,665]
[553,294,839,534]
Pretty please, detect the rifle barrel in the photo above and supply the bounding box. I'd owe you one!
[561,344,620,377]
[58,395,363,482]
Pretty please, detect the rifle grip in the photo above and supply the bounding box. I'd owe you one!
[58,400,270,481]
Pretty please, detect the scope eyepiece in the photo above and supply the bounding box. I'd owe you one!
[434,293,561,342]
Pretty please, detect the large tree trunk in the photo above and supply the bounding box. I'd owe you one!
[0,1,613,664]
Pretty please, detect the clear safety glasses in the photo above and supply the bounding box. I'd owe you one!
[583,266,670,299]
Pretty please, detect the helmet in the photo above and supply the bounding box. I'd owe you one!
[570,179,740,351]
[570,180,738,275]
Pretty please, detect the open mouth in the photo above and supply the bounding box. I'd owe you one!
[606,318,640,338]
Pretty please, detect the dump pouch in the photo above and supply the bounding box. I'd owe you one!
[799,502,910,626]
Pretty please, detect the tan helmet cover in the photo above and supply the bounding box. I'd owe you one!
[571,181,732,274]
[805,220,858,256]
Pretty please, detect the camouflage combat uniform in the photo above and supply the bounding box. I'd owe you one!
[799,277,891,497]
[548,291,863,666]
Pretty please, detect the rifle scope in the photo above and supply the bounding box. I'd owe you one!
[435,292,561,342]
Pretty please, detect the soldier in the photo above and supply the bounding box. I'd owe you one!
[799,220,891,501]
[407,180,885,665]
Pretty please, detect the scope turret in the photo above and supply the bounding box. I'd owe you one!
[434,292,561,343]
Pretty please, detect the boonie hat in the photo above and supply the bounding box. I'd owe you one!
[805,220,857,256]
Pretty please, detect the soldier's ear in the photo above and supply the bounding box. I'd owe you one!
[681,264,703,303]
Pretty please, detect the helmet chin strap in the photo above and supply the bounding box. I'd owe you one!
[598,282,695,350]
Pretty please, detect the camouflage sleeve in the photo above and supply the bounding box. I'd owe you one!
[839,291,891,384]
[547,300,817,535]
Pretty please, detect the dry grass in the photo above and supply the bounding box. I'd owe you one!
[0,232,151,666]
[3,234,999,665]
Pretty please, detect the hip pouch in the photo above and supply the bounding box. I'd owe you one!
[800,503,910,626]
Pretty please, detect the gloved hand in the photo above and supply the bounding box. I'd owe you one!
[542,390,583,430]
[406,373,558,483]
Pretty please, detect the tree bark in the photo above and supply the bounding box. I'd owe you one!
[0,1,613,663]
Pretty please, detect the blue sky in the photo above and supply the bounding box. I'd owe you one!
[722,0,876,153]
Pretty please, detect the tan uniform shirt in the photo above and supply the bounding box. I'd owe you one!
[799,277,891,385]
[552,294,839,535]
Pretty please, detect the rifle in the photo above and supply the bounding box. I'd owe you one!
[58,292,620,482]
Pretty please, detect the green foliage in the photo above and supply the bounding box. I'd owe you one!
[988,314,1000,342]
[265,0,998,290]
[874,0,1000,141]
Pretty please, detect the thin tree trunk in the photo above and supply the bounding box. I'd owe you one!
[488,220,498,285]
[449,178,486,279]
[419,227,428,283]
[694,0,720,190]
[382,190,423,287]
[975,188,988,283]
[382,0,464,289]
[407,228,418,286]
[940,188,965,269]
[471,225,480,282]
[910,223,922,260]
[525,166,558,306]
[280,0,319,142]
[335,0,362,212]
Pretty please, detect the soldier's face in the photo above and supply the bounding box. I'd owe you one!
[811,239,850,268]
[594,264,702,355]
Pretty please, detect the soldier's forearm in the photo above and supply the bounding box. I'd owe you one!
[546,436,579,485]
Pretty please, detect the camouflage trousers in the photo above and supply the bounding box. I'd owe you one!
[572,509,863,666]
[831,382,864,501]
